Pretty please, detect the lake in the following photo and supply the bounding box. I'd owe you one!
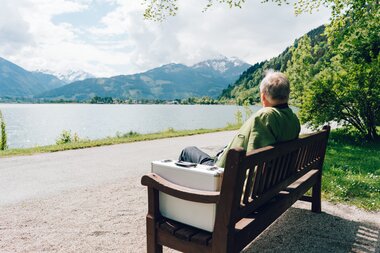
[0,104,261,149]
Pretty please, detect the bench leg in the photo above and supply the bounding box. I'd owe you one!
[311,173,322,213]
[147,216,163,253]
[146,187,163,253]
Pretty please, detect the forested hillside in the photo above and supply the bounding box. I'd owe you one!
[218,25,326,105]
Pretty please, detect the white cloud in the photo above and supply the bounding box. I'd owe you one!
[0,0,331,77]
[0,0,34,55]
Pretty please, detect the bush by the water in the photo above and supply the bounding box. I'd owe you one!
[56,130,80,145]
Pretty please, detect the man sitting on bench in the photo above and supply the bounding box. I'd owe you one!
[179,70,301,168]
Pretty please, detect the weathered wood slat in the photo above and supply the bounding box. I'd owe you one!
[273,155,289,184]
[157,231,210,253]
[264,159,277,190]
[175,227,198,241]
[257,163,268,194]
[191,231,212,246]
[242,166,256,205]
[158,219,182,235]
[298,146,308,171]
[278,152,291,181]
[251,163,264,197]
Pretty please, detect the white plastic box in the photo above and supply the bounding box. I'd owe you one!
[151,160,224,232]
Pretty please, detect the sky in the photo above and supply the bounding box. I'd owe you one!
[0,0,331,77]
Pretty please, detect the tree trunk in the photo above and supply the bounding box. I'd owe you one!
[366,125,379,141]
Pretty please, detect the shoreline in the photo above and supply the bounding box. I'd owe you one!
[0,125,240,157]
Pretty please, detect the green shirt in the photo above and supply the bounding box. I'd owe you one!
[215,105,300,168]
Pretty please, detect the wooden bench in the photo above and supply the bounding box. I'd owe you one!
[141,126,330,253]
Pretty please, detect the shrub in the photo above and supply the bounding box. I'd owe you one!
[0,110,7,150]
[56,130,80,145]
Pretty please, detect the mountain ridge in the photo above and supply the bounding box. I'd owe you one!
[0,57,66,98]
[36,57,251,101]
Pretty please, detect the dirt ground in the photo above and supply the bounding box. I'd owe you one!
[0,177,378,253]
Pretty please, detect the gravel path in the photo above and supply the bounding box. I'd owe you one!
[0,131,379,252]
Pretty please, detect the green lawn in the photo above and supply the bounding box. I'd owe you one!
[322,129,380,211]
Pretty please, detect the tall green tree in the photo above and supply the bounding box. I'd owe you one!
[0,110,7,150]
[286,0,379,140]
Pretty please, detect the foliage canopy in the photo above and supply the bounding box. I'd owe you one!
[287,1,379,139]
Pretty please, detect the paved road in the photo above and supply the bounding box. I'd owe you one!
[0,131,235,205]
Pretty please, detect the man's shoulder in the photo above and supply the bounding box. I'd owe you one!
[254,107,278,118]
[253,106,299,124]
[255,106,296,116]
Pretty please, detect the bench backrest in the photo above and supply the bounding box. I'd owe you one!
[213,126,330,231]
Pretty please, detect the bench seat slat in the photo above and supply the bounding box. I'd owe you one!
[158,218,212,246]
[175,227,198,241]
[191,231,213,246]
[158,219,183,234]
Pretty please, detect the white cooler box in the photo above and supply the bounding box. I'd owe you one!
[151,160,224,232]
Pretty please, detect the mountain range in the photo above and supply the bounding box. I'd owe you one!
[0,57,66,98]
[0,56,250,101]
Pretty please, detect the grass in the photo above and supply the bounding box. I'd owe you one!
[322,128,380,211]
[0,124,239,157]
[0,124,378,211]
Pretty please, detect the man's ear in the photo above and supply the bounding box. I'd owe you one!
[261,92,267,106]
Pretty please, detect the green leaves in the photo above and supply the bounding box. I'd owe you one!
[143,0,179,22]
[0,110,7,150]
[285,1,379,140]
[56,130,81,145]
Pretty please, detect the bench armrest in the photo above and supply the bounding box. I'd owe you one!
[141,173,220,204]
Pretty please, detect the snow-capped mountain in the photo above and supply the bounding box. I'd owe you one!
[36,69,95,83]
[191,56,251,82]
[192,56,248,73]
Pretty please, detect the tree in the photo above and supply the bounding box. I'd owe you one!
[286,35,314,105]
[0,110,7,150]
[287,1,379,140]
[143,0,248,21]
[142,0,339,21]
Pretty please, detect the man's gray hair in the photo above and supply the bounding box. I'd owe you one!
[259,70,290,101]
